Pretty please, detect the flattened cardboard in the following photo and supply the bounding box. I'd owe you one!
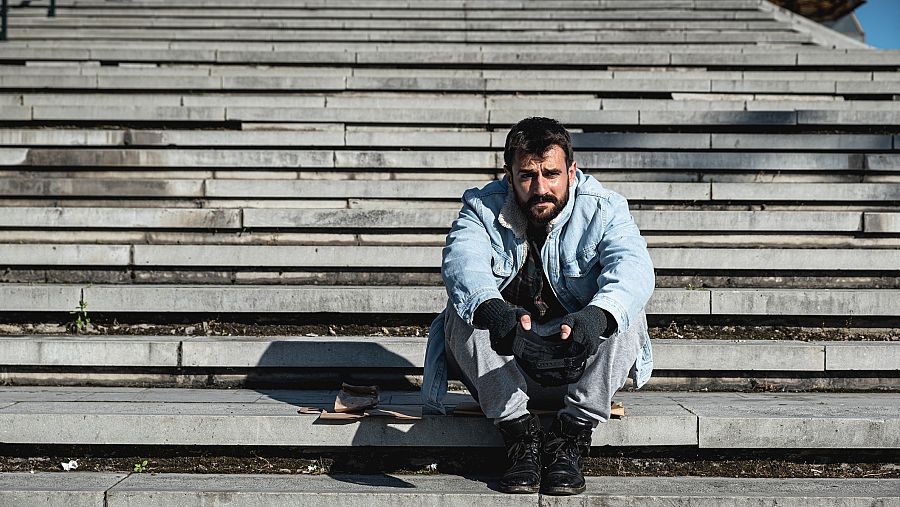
[316,405,422,421]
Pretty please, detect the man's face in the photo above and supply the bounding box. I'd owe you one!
[505,144,577,226]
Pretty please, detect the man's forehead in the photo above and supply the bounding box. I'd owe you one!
[513,145,567,170]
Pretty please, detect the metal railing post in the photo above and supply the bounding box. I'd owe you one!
[1,0,8,41]
[48,0,56,17]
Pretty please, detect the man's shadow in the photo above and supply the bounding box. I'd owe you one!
[247,337,502,490]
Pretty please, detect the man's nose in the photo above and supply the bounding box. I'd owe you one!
[533,174,550,194]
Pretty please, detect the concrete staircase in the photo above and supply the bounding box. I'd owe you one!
[0,0,898,502]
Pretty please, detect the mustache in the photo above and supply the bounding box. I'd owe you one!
[526,194,560,207]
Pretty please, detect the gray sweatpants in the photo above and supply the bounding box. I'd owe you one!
[444,305,644,427]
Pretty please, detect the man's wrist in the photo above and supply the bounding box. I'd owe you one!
[577,305,618,337]
[473,298,511,330]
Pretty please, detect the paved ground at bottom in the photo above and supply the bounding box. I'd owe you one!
[0,473,898,507]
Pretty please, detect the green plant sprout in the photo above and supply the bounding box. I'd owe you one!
[133,460,149,473]
[69,289,90,333]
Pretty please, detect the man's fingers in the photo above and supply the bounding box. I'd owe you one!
[560,323,571,340]
[519,313,532,331]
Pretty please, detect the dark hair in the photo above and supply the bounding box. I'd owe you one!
[503,117,574,170]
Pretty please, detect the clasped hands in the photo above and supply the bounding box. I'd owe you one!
[473,298,611,356]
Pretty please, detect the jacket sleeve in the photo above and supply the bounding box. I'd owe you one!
[441,190,504,325]
[588,191,655,333]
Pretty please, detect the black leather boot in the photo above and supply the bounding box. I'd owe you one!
[541,412,593,495]
[496,413,542,494]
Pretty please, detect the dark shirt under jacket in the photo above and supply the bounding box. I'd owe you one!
[500,224,567,325]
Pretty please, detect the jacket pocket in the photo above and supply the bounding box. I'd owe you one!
[561,247,601,277]
[491,246,513,278]
[561,247,602,305]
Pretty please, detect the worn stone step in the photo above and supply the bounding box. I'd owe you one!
[0,207,243,229]
[7,103,897,125]
[0,149,876,171]
[7,2,767,14]
[1,129,895,152]
[710,182,900,201]
[3,72,892,96]
[3,473,898,507]
[0,229,896,249]
[0,388,898,448]
[6,31,811,48]
[1,284,897,317]
[243,208,873,232]
[2,335,897,372]
[0,178,716,201]
[2,207,885,233]
[4,244,884,271]
[3,244,898,271]
[11,17,796,31]
[865,213,900,233]
[8,23,810,39]
[709,134,895,150]
[4,47,872,68]
[0,284,704,314]
[0,169,885,183]
[798,110,900,126]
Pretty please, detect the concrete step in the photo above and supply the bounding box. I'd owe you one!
[2,473,899,506]
[8,2,768,14]
[0,148,883,172]
[1,44,849,63]
[244,209,878,232]
[0,387,898,448]
[1,129,896,151]
[7,104,899,125]
[8,90,891,109]
[14,69,890,94]
[0,169,888,183]
[11,17,797,31]
[6,46,894,68]
[5,177,899,202]
[1,206,892,233]
[6,42,821,55]
[3,207,892,233]
[1,335,897,373]
[2,244,896,272]
[6,29,812,46]
[1,72,895,95]
[0,230,896,250]
[2,284,898,317]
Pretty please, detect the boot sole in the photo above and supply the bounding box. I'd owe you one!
[499,484,541,494]
[541,484,586,496]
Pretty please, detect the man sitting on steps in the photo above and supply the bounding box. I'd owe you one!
[422,117,656,496]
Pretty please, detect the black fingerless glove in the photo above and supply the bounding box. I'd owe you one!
[473,298,529,356]
[561,305,617,356]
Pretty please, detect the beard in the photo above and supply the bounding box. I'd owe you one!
[517,186,569,226]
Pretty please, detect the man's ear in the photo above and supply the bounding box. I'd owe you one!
[568,160,577,185]
[503,165,513,186]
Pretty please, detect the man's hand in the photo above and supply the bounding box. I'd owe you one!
[560,305,613,356]
[473,298,531,355]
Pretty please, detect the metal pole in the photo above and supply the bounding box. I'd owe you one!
[48,0,56,17]
[1,0,8,41]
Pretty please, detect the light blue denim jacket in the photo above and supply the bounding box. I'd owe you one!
[421,169,656,414]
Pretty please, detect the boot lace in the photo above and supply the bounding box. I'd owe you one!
[544,430,588,465]
[507,433,542,463]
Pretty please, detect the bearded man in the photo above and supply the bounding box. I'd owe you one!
[421,117,655,495]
